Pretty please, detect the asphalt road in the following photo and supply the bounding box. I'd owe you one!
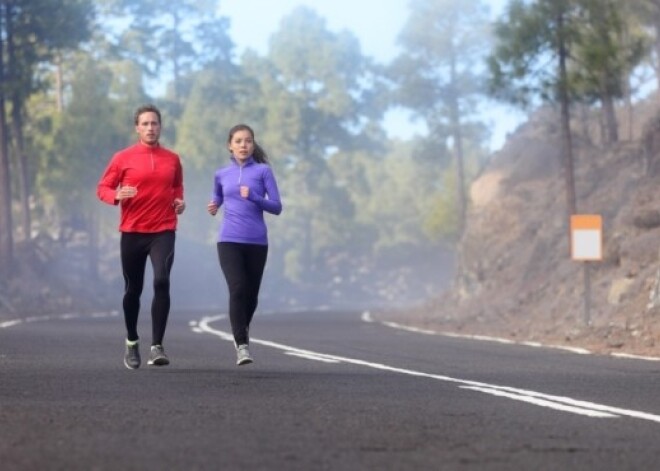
[2,308,660,470]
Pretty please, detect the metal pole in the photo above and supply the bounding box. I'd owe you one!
[583,262,591,326]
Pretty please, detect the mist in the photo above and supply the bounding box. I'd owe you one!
[0,0,506,317]
[114,176,457,315]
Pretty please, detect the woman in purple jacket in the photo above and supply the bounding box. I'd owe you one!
[207,124,283,365]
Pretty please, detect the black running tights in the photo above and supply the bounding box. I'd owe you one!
[217,242,268,346]
[120,231,175,345]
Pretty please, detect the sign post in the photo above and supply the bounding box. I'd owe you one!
[570,215,603,326]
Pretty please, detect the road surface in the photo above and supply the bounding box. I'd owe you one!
[2,309,660,470]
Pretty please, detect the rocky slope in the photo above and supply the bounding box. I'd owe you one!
[377,98,660,358]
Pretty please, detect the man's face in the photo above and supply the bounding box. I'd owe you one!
[135,111,161,145]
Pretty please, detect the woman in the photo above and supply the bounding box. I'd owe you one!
[207,124,283,365]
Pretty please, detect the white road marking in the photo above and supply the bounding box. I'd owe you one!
[361,311,655,358]
[612,352,660,361]
[0,311,118,329]
[0,319,23,329]
[460,386,617,418]
[3,311,659,422]
[196,314,660,424]
[285,352,341,363]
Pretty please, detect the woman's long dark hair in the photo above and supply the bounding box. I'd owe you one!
[227,123,269,164]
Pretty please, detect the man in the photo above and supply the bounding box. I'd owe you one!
[97,104,185,369]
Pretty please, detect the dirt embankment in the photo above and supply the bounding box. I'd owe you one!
[377,101,660,359]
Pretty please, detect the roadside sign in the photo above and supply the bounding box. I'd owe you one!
[570,214,602,261]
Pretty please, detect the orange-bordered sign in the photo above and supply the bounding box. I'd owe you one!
[570,214,602,261]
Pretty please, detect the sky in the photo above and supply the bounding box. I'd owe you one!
[218,0,524,151]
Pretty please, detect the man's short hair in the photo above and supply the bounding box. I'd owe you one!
[134,104,162,125]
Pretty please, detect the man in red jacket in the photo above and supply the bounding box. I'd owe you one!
[97,104,185,370]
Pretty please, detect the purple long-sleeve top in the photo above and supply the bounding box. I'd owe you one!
[211,156,282,245]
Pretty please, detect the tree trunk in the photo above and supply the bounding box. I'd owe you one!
[11,101,31,241]
[55,53,64,112]
[7,1,30,241]
[653,2,660,103]
[0,99,11,281]
[601,92,618,144]
[624,76,633,141]
[88,210,99,283]
[449,55,467,236]
[558,12,589,325]
[450,101,466,236]
[0,3,14,280]
[655,31,660,102]
[170,11,181,102]
[300,135,314,282]
[579,104,591,143]
[558,14,577,217]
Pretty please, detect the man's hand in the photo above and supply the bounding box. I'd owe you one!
[173,198,186,215]
[116,186,137,201]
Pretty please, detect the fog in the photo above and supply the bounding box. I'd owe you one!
[106,183,457,315]
[1,0,503,317]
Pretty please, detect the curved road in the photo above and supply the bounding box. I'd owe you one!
[2,309,660,470]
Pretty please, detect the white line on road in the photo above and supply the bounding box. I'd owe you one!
[361,311,591,353]
[4,311,658,423]
[0,311,118,329]
[460,386,617,418]
[194,315,660,424]
[361,311,660,359]
[285,352,342,363]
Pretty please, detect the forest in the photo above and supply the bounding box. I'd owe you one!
[1,0,659,315]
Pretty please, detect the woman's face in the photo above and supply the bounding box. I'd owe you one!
[228,129,255,164]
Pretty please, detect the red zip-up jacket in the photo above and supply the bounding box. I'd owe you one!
[97,142,184,233]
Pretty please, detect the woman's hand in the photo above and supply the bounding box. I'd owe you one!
[207,201,219,216]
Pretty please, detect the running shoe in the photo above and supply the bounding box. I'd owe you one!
[124,340,141,369]
[148,345,170,366]
[236,344,253,366]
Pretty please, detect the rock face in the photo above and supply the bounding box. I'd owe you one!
[387,101,660,357]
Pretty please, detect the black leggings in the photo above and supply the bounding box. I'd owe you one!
[120,231,175,345]
[218,242,268,346]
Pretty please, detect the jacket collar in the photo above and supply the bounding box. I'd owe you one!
[230,155,255,166]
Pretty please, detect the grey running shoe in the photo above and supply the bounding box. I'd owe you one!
[124,340,141,369]
[148,345,170,366]
[236,344,253,366]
